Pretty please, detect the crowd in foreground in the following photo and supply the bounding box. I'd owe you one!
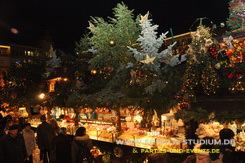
[0,108,93,163]
[1,107,244,163]
[146,128,244,163]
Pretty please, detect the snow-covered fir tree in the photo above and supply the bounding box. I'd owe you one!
[44,46,61,78]
[128,12,176,73]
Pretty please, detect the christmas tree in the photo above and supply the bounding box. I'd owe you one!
[175,23,221,109]
[75,33,94,61]
[186,24,213,61]
[1,57,48,106]
[67,2,141,108]
[67,3,184,114]
[128,11,176,73]
[226,0,245,31]
[44,46,61,78]
[88,2,140,71]
[200,61,220,95]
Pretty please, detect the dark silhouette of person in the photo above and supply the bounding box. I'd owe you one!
[37,115,56,163]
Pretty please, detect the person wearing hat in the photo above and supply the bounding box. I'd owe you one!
[0,124,28,163]
[22,123,36,163]
[37,115,56,163]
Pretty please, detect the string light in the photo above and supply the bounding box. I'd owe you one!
[109,39,116,47]
[229,80,245,93]
[201,62,220,95]
[91,69,97,75]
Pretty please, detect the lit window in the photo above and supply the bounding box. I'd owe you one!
[49,82,55,92]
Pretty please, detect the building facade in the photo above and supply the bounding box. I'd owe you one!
[0,44,50,86]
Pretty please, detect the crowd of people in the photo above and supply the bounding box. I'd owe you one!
[1,106,244,163]
[182,128,241,163]
[146,128,240,163]
[0,107,93,163]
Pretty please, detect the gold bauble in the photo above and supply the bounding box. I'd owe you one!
[109,39,116,47]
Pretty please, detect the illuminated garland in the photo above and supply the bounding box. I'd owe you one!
[208,44,219,59]
[201,62,220,95]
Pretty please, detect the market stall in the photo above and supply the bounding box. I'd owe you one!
[28,105,188,151]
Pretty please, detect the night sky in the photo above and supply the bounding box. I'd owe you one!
[0,0,230,53]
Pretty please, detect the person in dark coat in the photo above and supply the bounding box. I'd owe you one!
[72,127,93,163]
[0,124,5,139]
[0,124,28,163]
[0,107,4,121]
[37,115,56,163]
[49,118,60,136]
[0,108,5,139]
[210,128,237,163]
[4,120,14,135]
[147,153,171,163]
[51,127,72,163]
[0,111,13,130]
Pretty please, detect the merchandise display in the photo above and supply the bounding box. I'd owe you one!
[195,121,245,152]
[29,106,187,150]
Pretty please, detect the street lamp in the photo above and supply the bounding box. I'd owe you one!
[39,93,45,99]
